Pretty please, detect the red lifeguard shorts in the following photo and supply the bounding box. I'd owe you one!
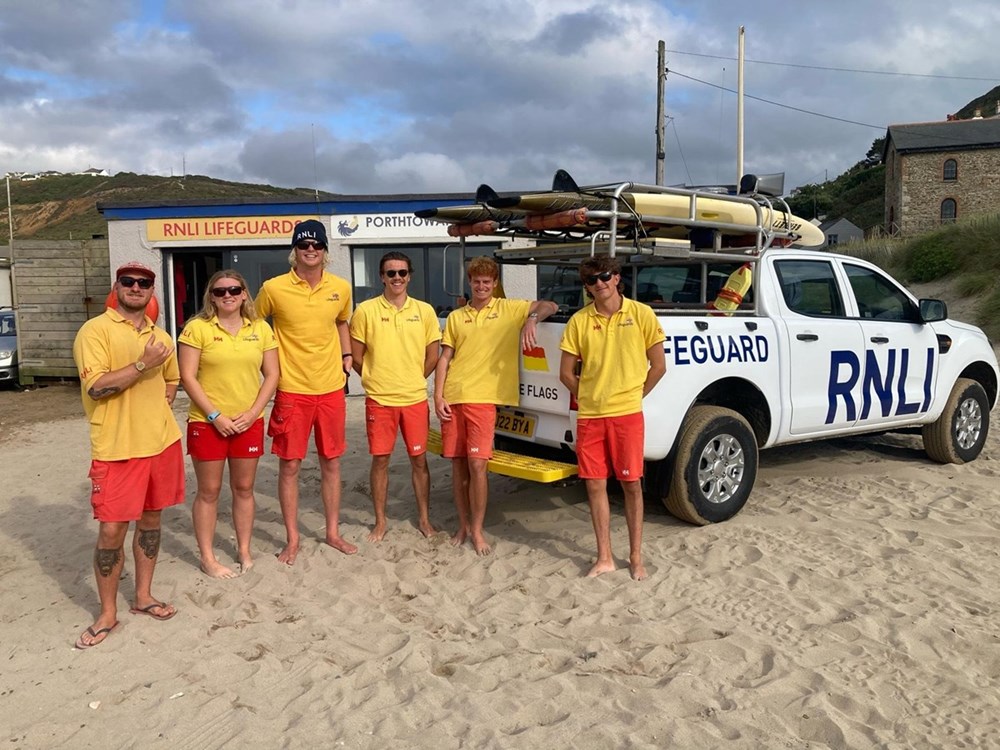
[187,418,265,461]
[365,399,429,456]
[441,403,496,460]
[88,440,186,522]
[575,411,645,481]
[267,389,346,460]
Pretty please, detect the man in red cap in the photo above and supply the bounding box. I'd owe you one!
[71,261,185,649]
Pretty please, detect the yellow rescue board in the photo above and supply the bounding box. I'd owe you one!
[426,430,578,483]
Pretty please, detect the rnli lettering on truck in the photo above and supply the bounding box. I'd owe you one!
[826,347,936,424]
[665,334,770,365]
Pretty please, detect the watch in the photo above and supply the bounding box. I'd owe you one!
[528,312,539,320]
[134,360,146,372]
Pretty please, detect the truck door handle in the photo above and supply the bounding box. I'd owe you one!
[796,333,819,341]
[870,336,889,344]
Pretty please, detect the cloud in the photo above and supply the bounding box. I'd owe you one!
[1,0,997,203]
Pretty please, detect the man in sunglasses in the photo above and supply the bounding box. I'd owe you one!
[349,251,442,542]
[256,220,356,564]
[435,256,558,555]
[559,256,666,581]
[71,261,185,648]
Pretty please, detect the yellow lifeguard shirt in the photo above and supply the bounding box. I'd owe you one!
[560,297,665,418]
[350,295,441,406]
[256,269,351,395]
[72,309,183,461]
[178,316,278,422]
[441,297,530,405]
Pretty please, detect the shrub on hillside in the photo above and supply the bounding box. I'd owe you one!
[904,240,959,282]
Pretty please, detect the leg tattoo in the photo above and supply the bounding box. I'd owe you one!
[137,529,161,560]
[95,547,122,577]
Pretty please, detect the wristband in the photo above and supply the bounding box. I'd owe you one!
[206,410,221,422]
[528,312,539,319]
[342,353,352,359]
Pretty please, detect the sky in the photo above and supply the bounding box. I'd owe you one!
[2,0,999,198]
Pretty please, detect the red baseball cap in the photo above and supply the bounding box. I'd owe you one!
[116,261,156,281]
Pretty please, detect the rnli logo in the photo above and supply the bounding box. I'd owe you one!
[243,334,260,342]
[406,315,420,323]
[328,293,341,302]
[338,217,359,237]
[618,317,635,328]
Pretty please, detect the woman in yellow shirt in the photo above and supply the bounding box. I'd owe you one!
[179,271,279,577]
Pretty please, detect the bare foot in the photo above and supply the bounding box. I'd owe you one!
[200,559,238,579]
[471,531,492,556]
[629,561,648,581]
[449,528,467,547]
[418,520,439,539]
[326,535,358,555]
[586,559,616,577]
[238,555,254,575]
[276,543,299,565]
[367,523,387,543]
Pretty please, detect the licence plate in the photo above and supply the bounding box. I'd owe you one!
[495,409,536,438]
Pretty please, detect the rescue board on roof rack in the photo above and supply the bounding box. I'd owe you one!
[415,169,825,248]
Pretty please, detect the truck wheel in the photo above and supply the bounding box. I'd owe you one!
[665,406,758,525]
[922,378,990,464]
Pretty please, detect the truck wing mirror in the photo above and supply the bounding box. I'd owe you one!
[919,298,947,323]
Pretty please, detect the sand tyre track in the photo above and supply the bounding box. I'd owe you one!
[922,377,990,464]
[664,405,758,525]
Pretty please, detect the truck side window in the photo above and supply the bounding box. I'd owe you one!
[844,264,914,321]
[774,260,845,317]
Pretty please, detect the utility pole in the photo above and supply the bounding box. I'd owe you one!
[5,176,13,243]
[655,41,667,185]
[736,26,745,188]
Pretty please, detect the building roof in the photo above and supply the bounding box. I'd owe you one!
[818,217,861,233]
[886,118,1000,155]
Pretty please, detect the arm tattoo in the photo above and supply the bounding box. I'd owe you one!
[88,385,122,400]
[137,528,161,560]
[95,547,123,577]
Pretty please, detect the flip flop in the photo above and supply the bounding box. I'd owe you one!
[129,601,177,621]
[75,621,119,649]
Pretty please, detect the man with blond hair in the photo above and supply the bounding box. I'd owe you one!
[256,220,355,564]
[435,256,557,555]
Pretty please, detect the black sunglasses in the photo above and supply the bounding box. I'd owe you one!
[583,271,615,286]
[119,276,154,289]
[295,241,327,251]
[383,268,409,278]
[211,286,244,298]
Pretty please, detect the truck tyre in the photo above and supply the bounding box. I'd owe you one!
[922,378,990,464]
[665,406,758,525]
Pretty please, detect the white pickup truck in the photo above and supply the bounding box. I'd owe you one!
[495,245,998,524]
[423,177,999,525]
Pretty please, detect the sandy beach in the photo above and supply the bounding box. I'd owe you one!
[1,381,999,748]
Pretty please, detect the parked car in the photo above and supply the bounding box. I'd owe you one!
[0,309,18,385]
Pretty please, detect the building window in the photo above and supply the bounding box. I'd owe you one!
[941,198,957,223]
[827,234,839,247]
[943,158,958,181]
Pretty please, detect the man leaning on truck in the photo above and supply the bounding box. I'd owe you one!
[559,255,666,581]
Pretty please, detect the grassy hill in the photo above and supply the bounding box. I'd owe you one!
[0,172,330,240]
[785,161,885,231]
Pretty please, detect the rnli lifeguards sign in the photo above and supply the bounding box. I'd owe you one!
[146,216,321,242]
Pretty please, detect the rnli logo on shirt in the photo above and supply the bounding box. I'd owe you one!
[406,315,420,323]
[328,293,341,302]
[618,317,635,328]
[487,312,500,320]
[243,334,260,342]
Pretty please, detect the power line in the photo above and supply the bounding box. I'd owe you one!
[668,117,694,185]
[668,69,886,130]
[666,49,1000,82]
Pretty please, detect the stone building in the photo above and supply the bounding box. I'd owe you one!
[883,117,1000,236]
